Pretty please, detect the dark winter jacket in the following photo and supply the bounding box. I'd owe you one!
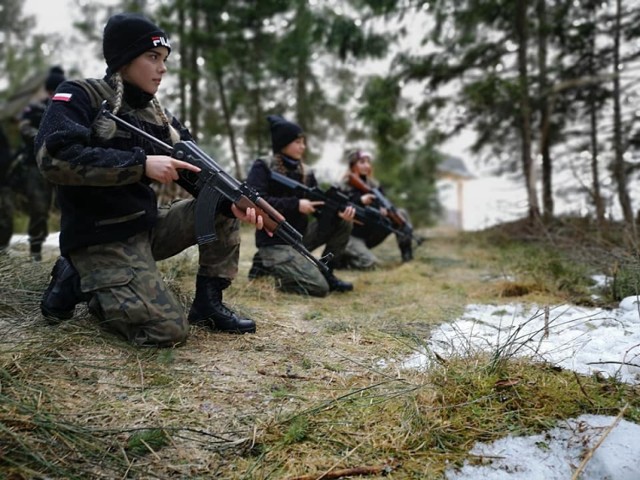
[245,156,320,248]
[34,77,215,255]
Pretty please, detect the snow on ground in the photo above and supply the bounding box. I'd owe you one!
[402,301,640,383]
[9,232,60,250]
[395,299,640,479]
[448,414,640,480]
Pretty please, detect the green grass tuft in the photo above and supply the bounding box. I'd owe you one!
[126,429,170,456]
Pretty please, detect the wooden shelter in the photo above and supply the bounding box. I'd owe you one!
[0,70,48,121]
[437,155,474,230]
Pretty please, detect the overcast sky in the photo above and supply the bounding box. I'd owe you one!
[23,0,67,34]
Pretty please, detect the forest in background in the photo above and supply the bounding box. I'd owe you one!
[2,0,640,232]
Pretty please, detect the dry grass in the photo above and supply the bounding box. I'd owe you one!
[1,222,639,479]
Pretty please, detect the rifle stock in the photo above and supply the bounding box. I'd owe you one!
[99,102,331,274]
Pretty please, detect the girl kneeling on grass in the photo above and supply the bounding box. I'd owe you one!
[36,12,265,346]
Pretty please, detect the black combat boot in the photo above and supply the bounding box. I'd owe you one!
[248,252,270,279]
[400,241,413,262]
[41,256,89,324]
[30,249,42,262]
[188,276,256,333]
[324,268,353,293]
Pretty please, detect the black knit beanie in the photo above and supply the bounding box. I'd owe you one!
[44,66,66,92]
[103,12,171,75]
[267,115,304,153]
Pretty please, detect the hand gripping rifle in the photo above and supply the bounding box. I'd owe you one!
[99,102,331,274]
[347,172,424,246]
[269,170,401,236]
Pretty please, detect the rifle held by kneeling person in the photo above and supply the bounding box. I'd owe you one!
[270,170,401,237]
[99,102,330,274]
[347,172,424,246]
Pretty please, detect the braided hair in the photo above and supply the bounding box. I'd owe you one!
[94,72,180,144]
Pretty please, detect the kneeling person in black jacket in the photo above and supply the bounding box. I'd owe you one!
[36,12,265,346]
[245,115,354,297]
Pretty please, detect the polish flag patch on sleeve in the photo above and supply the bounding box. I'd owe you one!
[52,93,72,102]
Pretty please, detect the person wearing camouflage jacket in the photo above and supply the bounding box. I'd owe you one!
[16,66,67,261]
[0,124,12,252]
[35,12,264,347]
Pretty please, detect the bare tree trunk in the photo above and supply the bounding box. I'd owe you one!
[213,67,242,179]
[294,1,311,137]
[612,0,633,226]
[287,0,317,161]
[249,19,264,157]
[589,103,605,224]
[188,1,201,139]
[587,3,605,225]
[516,0,541,221]
[177,1,187,122]
[537,0,553,222]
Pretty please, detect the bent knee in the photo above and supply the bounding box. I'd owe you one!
[131,317,190,347]
[277,277,329,298]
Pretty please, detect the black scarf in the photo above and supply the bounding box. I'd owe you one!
[122,81,155,109]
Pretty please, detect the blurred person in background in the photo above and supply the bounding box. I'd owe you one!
[0,124,12,253]
[337,149,415,269]
[245,115,355,297]
[17,66,67,261]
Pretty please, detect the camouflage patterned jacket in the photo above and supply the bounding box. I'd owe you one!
[35,77,193,255]
[19,99,49,165]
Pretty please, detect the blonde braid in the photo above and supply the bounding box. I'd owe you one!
[93,73,124,139]
[152,97,181,145]
[111,72,124,114]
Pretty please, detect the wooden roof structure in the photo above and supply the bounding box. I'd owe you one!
[0,70,48,121]
[437,154,475,181]
[436,154,474,230]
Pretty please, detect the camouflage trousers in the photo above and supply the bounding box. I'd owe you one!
[0,186,13,250]
[341,236,378,270]
[258,216,352,297]
[22,165,53,256]
[69,199,240,347]
[340,207,413,269]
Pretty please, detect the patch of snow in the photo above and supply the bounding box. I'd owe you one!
[9,232,60,249]
[401,302,640,384]
[446,414,640,480]
[393,301,640,480]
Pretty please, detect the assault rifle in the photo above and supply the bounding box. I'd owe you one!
[99,102,330,274]
[269,170,401,235]
[347,173,424,246]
